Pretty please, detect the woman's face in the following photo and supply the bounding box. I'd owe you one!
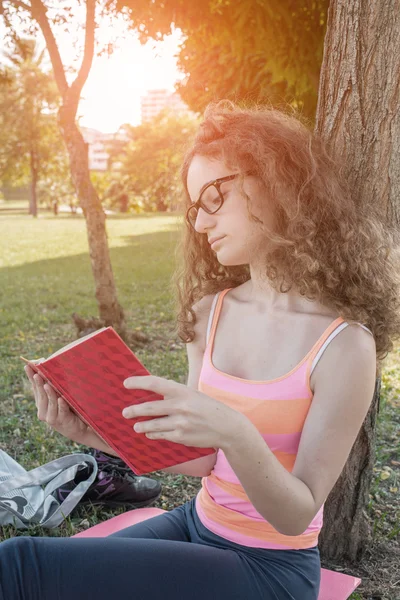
[186,154,272,267]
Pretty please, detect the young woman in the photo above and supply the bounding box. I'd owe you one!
[2,101,400,600]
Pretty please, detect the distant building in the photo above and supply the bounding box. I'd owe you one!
[80,127,129,172]
[140,89,188,123]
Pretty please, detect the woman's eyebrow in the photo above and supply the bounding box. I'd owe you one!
[188,178,215,204]
[190,175,229,204]
[197,178,216,197]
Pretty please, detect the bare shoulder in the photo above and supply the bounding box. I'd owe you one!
[328,322,375,362]
[312,322,377,390]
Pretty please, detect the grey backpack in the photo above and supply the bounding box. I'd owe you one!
[0,449,98,529]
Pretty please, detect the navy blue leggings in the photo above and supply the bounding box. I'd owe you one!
[0,498,321,600]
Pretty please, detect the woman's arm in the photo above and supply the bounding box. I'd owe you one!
[161,294,218,477]
[160,451,217,476]
[220,326,377,536]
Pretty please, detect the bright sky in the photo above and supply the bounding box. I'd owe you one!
[79,28,184,132]
[0,9,184,133]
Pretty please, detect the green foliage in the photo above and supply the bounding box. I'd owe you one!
[107,110,200,212]
[0,37,74,204]
[90,170,113,201]
[117,0,329,120]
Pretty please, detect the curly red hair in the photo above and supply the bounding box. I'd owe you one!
[170,100,400,369]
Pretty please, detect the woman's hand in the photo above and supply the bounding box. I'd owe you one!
[24,364,114,453]
[122,375,246,452]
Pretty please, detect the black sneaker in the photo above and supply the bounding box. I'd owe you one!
[53,449,162,510]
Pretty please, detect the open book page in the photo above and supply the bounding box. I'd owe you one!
[20,327,108,364]
[47,327,108,360]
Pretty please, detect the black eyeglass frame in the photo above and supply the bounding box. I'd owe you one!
[186,172,251,228]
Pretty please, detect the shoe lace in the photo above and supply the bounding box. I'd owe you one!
[98,463,133,481]
[87,449,133,476]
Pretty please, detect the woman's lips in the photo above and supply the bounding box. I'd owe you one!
[211,236,226,249]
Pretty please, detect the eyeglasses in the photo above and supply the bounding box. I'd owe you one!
[186,172,248,229]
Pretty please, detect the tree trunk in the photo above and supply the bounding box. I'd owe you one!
[20,0,127,337]
[29,149,38,218]
[315,0,399,561]
[58,108,126,338]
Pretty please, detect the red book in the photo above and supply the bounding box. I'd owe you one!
[20,327,215,475]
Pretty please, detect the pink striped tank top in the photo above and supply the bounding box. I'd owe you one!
[195,287,373,550]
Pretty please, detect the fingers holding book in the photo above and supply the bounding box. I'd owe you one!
[24,365,42,410]
[122,374,247,451]
[23,365,94,447]
[24,366,62,422]
[41,381,60,425]
[20,330,216,472]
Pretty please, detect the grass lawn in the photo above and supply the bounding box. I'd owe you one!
[0,201,399,599]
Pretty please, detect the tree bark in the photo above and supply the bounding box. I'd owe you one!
[315,0,399,561]
[25,0,126,337]
[58,109,126,334]
[315,0,400,220]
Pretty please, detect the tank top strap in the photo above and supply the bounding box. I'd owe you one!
[306,317,346,374]
[204,289,373,376]
[308,318,374,377]
[206,288,233,347]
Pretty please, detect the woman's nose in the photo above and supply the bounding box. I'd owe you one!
[194,207,216,234]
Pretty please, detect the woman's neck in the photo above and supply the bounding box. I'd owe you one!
[240,277,334,317]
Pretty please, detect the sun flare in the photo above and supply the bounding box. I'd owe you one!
[78,28,184,133]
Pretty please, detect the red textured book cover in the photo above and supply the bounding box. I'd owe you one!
[21,327,215,475]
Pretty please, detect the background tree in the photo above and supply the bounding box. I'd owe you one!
[0,37,68,217]
[36,131,77,215]
[118,0,329,120]
[107,109,200,213]
[0,1,127,338]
